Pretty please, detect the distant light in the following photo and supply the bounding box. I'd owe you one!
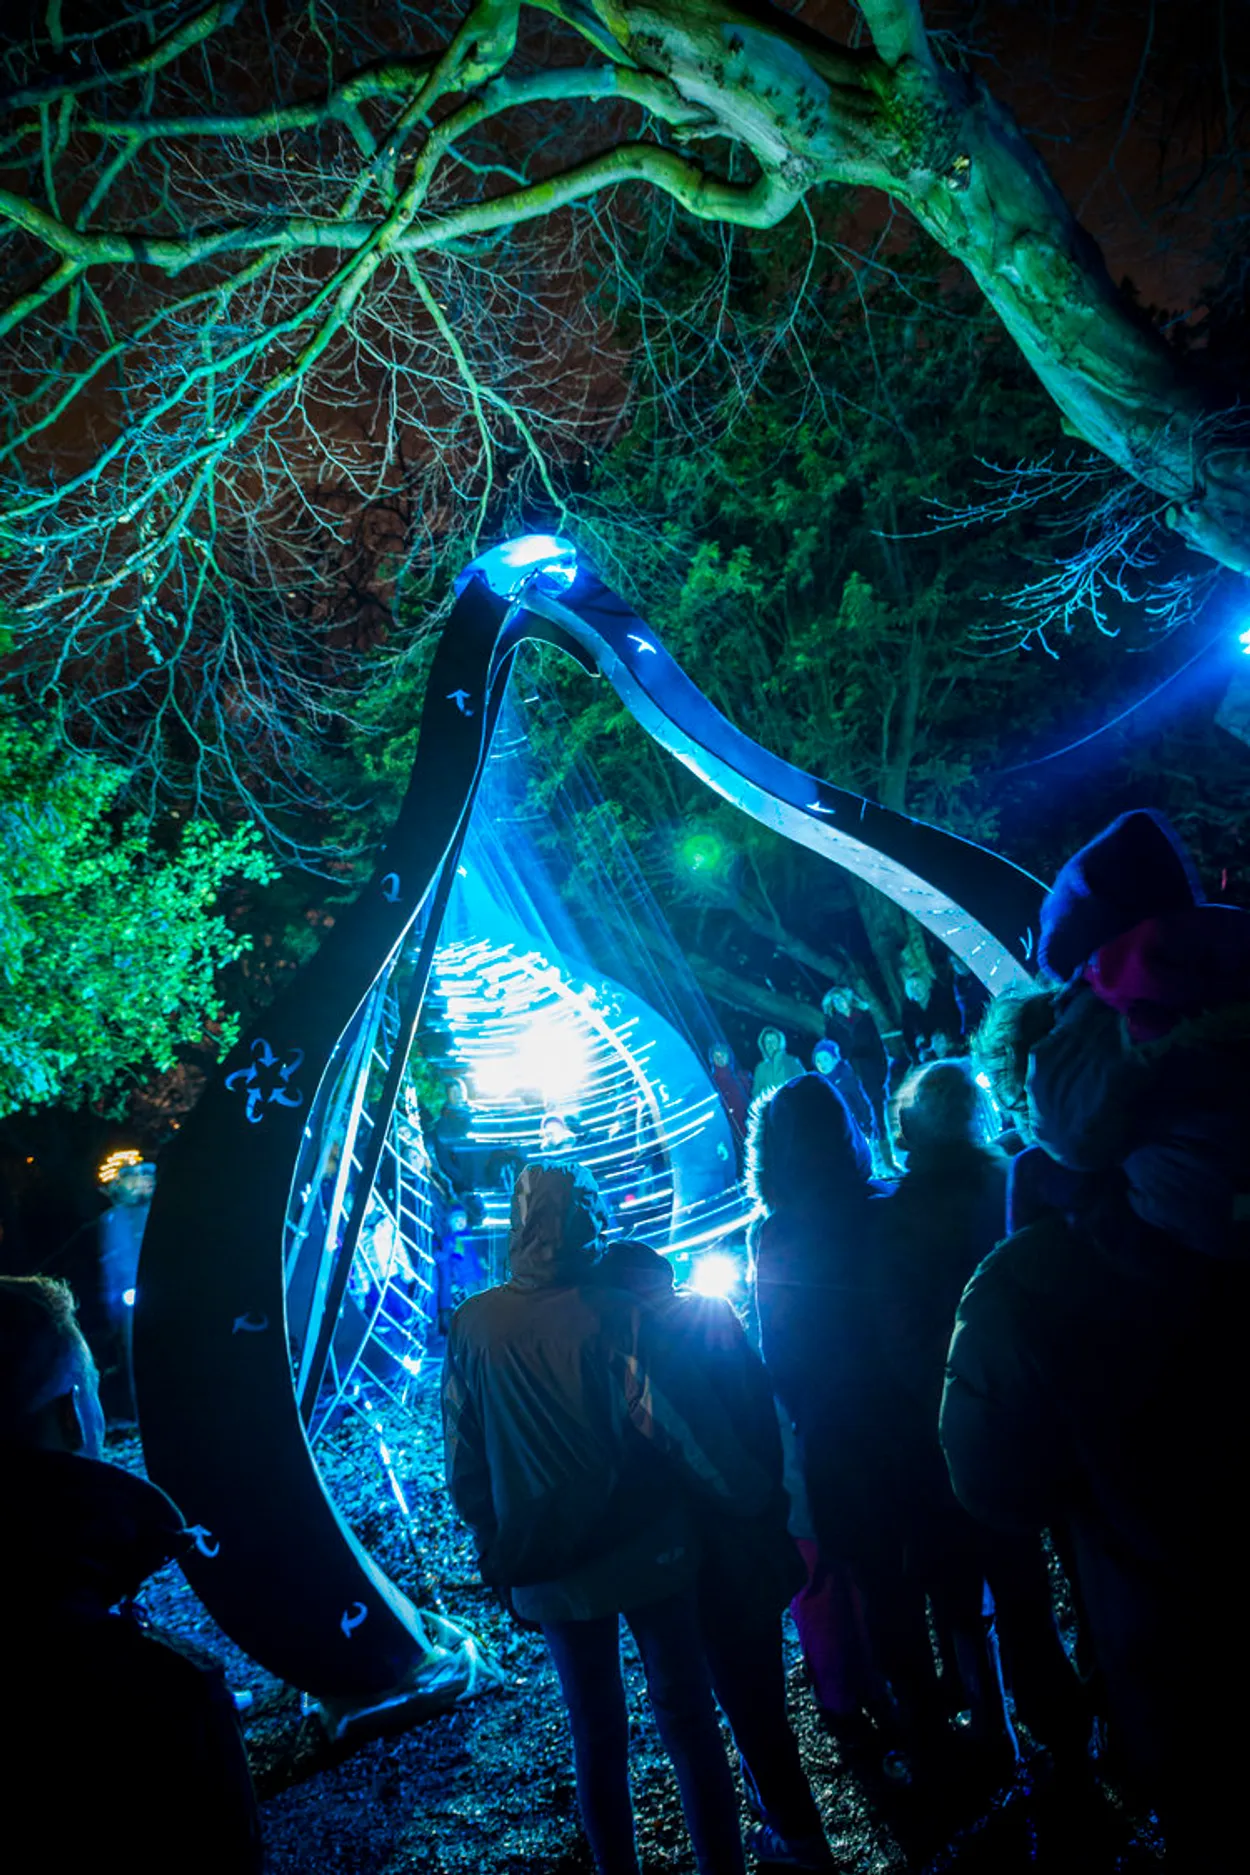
[690,1252,740,1299]
[99,1148,143,1186]
[122,1288,136,1307]
[975,1071,992,1091]
[678,828,728,876]
[455,533,579,601]
[1240,626,1250,656]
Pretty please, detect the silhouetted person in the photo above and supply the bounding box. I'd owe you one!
[748,1075,892,1744]
[811,1039,874,1139]
[875,1064,1087,1788]
[943,811,1250,1869]
[0,1275,262,1874]
[96,1155,154,1420]
[709,1044,752,1155]
[597,1238,834,1871]
[431,1076,476,1193]
[443,1162,768,1875]
[823,989,895,1173]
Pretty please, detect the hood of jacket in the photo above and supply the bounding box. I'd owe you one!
[750,1070,873,1213]
[0,1443,188,1613]
[1039,808,1202,982]
[508,1160,610,1288]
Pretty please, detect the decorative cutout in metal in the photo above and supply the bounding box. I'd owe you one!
[133,537,1044,1706]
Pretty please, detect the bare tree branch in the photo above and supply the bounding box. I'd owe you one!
[0,0,1244,851]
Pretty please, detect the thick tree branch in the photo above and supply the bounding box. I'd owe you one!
[688,956,823,1040]
[855,0,935,74]
[1,0,1246,848]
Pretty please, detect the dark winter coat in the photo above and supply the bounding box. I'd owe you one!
[751,1075,893,1569]
[845,1010,889,1099]
[876,1141,1007,1424]
[443,1164,770,1623]
[940,1199,1250,1798]
[1,1445,262,1874]
[872,1142,1008,1572]
[596,1239,804,1618]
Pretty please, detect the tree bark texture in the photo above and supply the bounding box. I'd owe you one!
[566,0,1250,575]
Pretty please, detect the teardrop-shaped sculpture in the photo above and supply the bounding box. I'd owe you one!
[133,539,1044,1709]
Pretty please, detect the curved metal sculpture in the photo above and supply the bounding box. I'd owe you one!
[134,536,1045,1706]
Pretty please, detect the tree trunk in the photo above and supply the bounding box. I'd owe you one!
[585,0,1250,576]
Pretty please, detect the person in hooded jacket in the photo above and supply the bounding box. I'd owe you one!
[751,1028,806,1104]
[0,1274,262,1874]
[747,1075,894,1746]
[595,1237,835,1872]
[1023,808,1250,1260]
[941,812,1250,1868]
[874,1064,1088,1784]
[810,1039,874,1141]
[443,1161,771,1875]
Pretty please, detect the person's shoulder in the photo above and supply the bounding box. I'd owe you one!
[447,1281,514,1346]
[959,1213,1079,1320]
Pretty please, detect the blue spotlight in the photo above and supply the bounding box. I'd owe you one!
[455,533,578,602]
[689,1251,741,1299]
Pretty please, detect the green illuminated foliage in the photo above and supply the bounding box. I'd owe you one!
[0,709,275,1116]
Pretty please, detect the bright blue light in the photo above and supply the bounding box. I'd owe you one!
[975,1071,992,1091]
[122,1287,136,1307]
[455,534,579,601]
[690,1252,740,1299]
[1240,626,1250,656]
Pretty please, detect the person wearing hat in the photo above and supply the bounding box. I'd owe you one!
[442,1161,771,1875]
[1028,807,1250,1260]
[941,810,1250,1867]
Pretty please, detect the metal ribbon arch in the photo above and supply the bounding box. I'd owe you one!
[133,537,1045,1704]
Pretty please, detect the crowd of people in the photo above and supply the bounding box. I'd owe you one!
[2,806,1245,1873]
[443,809,1250,1874]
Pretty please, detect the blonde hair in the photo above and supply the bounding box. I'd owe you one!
[0,1275,88,1438]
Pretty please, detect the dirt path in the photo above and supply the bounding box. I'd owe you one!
[115,1384,1159,1874]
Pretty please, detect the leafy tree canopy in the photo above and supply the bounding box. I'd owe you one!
[0,704,274,1115]
[512,216,1250,1028]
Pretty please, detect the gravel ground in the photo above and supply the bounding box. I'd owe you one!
[112,1384,1163,1875]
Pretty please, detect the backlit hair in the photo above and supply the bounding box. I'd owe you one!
[0,1275,86,1441]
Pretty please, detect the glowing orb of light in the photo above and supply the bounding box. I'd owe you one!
[1240,626,1250,656]
[678,828,729,876]
[122,1288,136,1308]
[975,1071,993,1091]
[472,1008,590,1106]
[689,1252,741,1299]
[455,533,579,602]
